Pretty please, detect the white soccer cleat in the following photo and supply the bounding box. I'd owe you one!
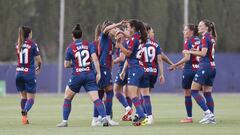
[199,112,215,124]
[91,117,102,127]
[146,115,154,125]
[56,121,68,127]
[106,116,119,126]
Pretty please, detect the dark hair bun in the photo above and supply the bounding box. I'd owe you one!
[75,24,81,30]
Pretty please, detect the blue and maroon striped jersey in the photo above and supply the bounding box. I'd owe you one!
[127,32,144,68]
[98,32,113,69]
[141,38,162,75]
[65,39,95,75]
[16,39,40,74]
[184,36,201,70]
[199,33,216,68]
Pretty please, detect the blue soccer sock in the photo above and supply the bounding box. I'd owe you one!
[132,97,145,118]
[21,99,27,110]
[126,97,132,107]
[204,92,214,113]
[105,90,113,115]
[23,98,34,112]
[93,90,104,117]
[63,99,72,121]
[185,96,192,117]
[94,99,106,118]
[191,90,208,111]
[116,92,129,108]
[140,95,146,114]
[143,96,152,116]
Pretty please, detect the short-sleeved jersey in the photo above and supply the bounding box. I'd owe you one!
[65,39,95,75]
[16,39,40,74]
[141,38,162,75]
[127,32,144,68]
[184,36,201,70]
[99,32,113,69]
[199,33,216,68]
[115,39,129,68]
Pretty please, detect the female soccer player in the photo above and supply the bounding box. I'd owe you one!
[114,29,133,121]
[169,24,200,123]
[182,19,217,124]
[15,26,42,124]
[91,21,127,126]
[117,19,148,126]
[56,24,109,127]
[139,24,165,125]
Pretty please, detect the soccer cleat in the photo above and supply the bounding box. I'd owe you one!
[146,115,154,125]
[101,117,109,127]
[21,111,29,125]
[180,118,193,123]
[201,119,216,124]
[199,112,215,124]
[122,108,133,121]
[56,121,68,127]
[132,116,148,126]
[106,116,119,126]
[91,117,102,127]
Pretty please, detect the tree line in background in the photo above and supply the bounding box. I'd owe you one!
[0,0,239,63]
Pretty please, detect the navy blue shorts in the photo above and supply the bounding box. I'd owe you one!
[139,73,158,88]
[193,67,216,86]
[68,71,98,93]
[114,68,128,86]
[182,69,197,89]
[98,67,112,89]
[127,67,144,87]
[16,73,36,94]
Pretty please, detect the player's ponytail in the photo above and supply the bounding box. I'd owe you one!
[210,22,217,40]
[138,21,147,43]
[95,24,102,41]
[72,24,82,39]
[129,19,147,43]
[17,26,31,52]
[187,24,199,36]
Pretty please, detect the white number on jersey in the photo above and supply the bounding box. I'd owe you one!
[136,44,143,59]
[142,46,156,62]
[19,47,29,64]
[75,50,90,67]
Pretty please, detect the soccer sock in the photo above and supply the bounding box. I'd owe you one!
[94,99,106,118]
[63,99,72,121]
[93,90,104,117]
[20,99,27,110]
[204,92,214,113]
[23,98,34,112]
[191,90,208,111]
[116,92,129,108]
[132,97,145,118]
[185,96,192,118]
[140,95,146,114]
[126,97,132,107]
[105,90,114,115]
[143,96,152,116]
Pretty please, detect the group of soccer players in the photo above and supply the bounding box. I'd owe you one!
[15,18,217,127]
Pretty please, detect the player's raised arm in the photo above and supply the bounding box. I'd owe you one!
[102,20,126,35]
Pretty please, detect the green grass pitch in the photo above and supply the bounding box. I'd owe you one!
[0,94,240,135]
